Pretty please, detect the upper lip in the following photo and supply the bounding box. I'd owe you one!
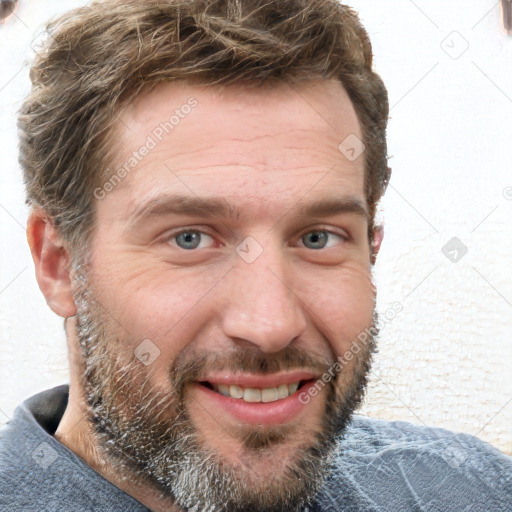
[199,371,319,388]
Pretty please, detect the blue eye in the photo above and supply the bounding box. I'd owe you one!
[301,230,344,249]
[174,231,210,250]
[167,229,344,251]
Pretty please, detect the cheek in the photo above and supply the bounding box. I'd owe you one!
[88,252,221,357]
[299,264,375,352]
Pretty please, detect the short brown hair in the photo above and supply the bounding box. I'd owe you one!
[19,0,389,254]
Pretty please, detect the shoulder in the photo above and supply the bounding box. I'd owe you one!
[0,388,148,512]
[314,415,512,512]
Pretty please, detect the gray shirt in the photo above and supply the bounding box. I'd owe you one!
[1,385,511,511]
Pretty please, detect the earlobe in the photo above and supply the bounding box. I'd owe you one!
[27,209,77,318]
[370,224,384,265]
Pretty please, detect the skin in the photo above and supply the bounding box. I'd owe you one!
[27,78,384,511]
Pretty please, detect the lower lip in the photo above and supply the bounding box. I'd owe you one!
[193,381,317,426]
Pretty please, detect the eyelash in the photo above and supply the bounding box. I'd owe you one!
[299,229,348,249]
[161,227,349,250]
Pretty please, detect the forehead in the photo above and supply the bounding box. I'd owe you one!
[99,79,365,222]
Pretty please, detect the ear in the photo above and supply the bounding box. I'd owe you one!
[370,224,384,265]
[27,208,77,318]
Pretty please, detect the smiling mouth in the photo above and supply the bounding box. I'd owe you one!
[200,381,311,403]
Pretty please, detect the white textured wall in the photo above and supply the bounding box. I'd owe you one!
[1,1,511,455]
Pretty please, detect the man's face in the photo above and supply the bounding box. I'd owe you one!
[73,79,378,510]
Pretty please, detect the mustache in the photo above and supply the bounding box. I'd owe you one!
[170,345,336,391]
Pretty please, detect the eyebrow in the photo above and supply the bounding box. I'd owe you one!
[127,193,369,228]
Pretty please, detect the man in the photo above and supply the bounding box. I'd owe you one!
[0,0,510,511]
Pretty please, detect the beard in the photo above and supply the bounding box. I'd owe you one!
[72,263,378,512]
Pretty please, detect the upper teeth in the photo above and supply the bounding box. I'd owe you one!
[215,382,300,402]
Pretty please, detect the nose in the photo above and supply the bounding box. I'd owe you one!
[220,244,308,354]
